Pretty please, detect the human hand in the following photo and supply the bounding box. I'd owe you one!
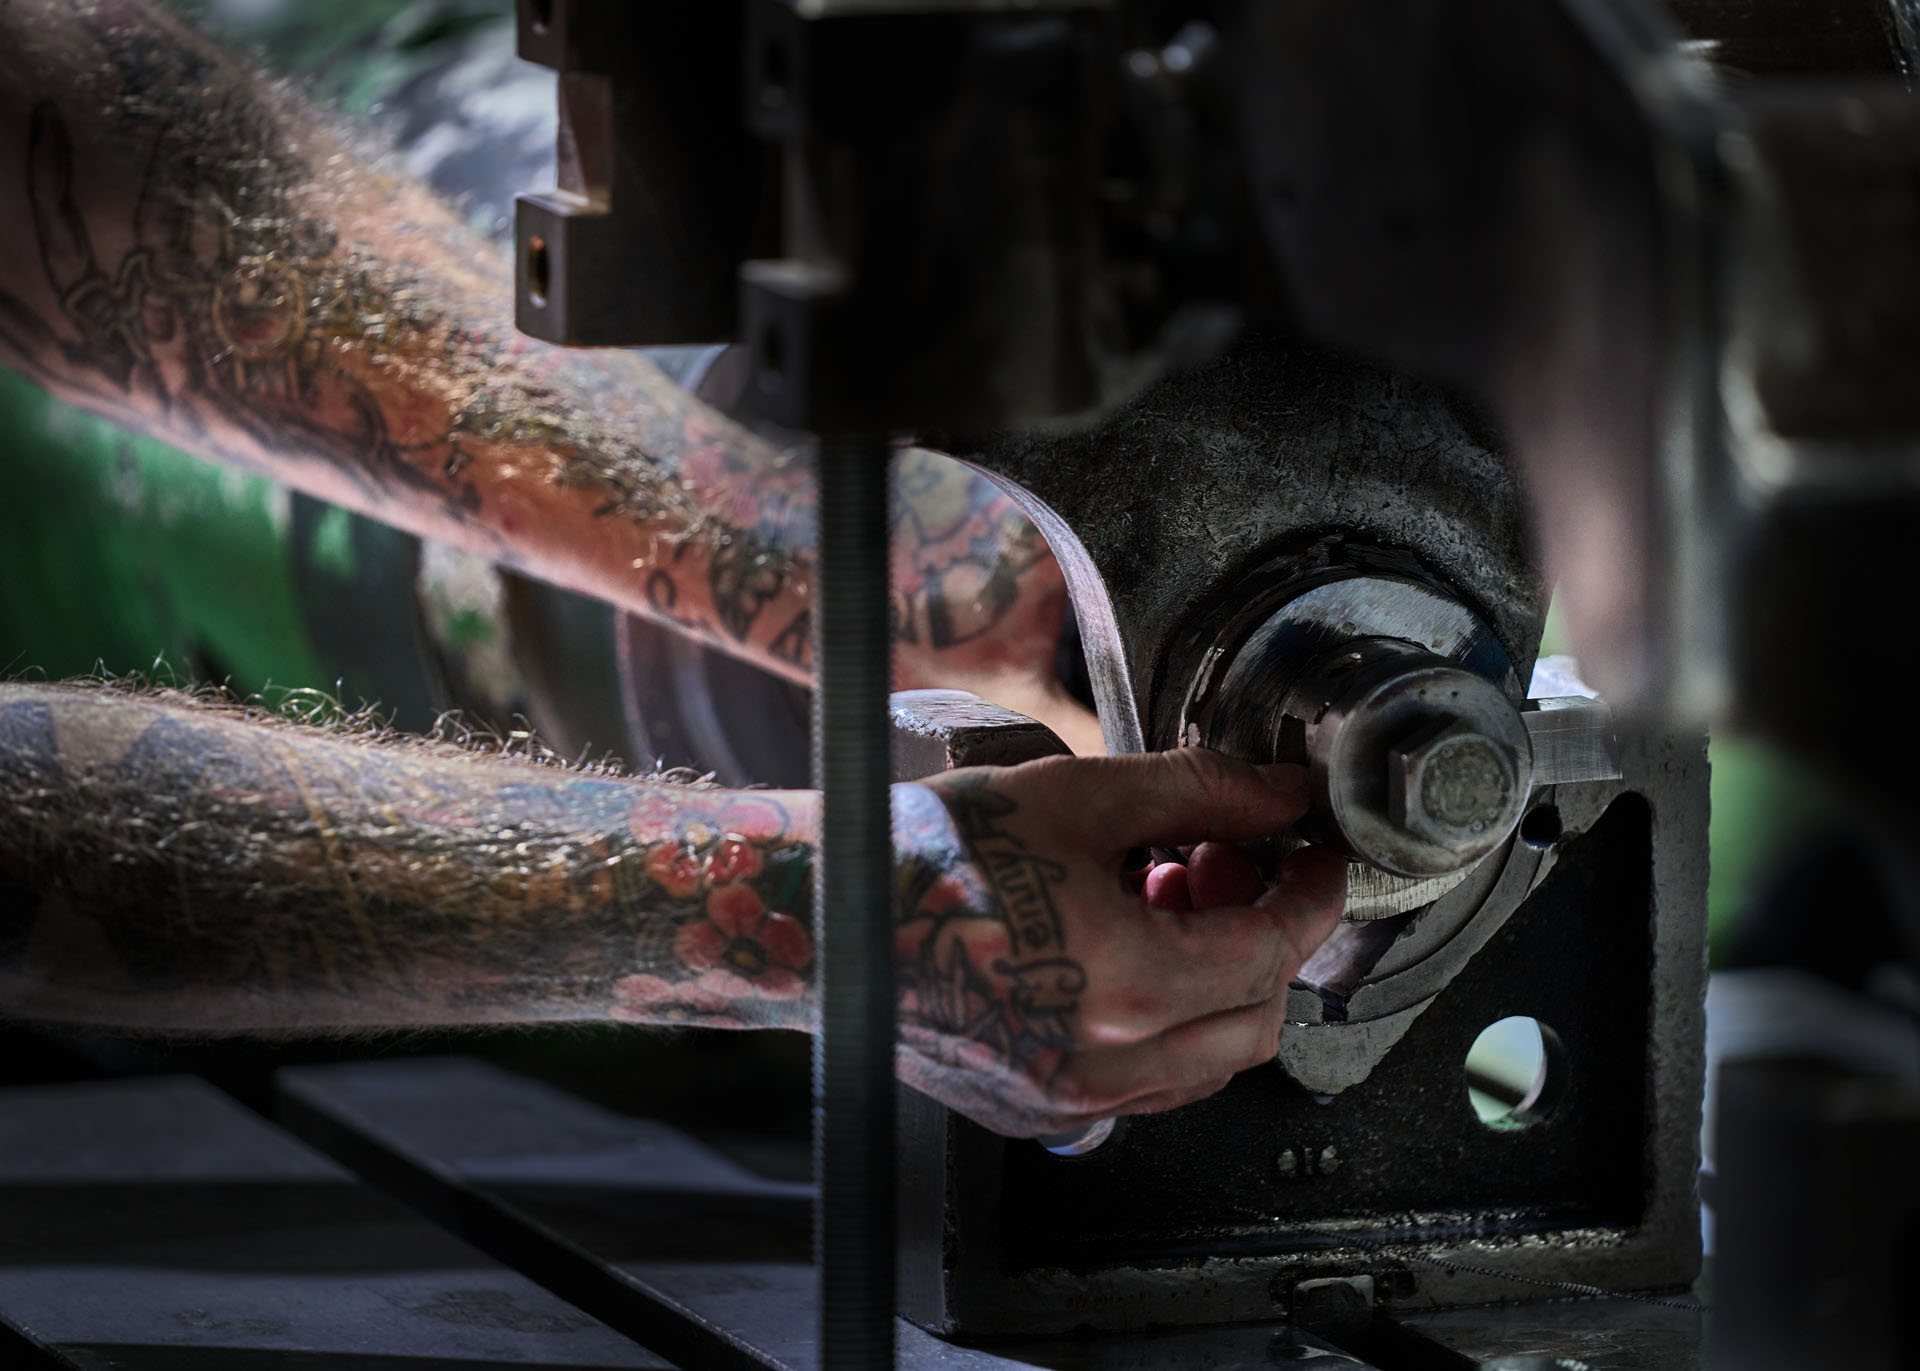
[891,749,1347,1137]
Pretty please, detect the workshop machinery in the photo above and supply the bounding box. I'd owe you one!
[4,0,1916,1367]
[506,0,1920,1365]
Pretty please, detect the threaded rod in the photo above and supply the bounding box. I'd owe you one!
[812,432,896,1370]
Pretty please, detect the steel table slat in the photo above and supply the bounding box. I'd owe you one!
[275,1057,1148,1371]
[0,1075,672,1370]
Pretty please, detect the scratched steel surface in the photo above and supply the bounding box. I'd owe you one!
[275,1058,1388,1370]
[0,1074,670,1370]
[277,1056,1029,1371]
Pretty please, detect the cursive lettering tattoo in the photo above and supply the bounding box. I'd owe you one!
[892,778,1085,1117]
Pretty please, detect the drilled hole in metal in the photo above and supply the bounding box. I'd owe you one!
[1465,1016,1567,1128]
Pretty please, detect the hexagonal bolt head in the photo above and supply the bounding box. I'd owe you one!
[1387,722,1522,853]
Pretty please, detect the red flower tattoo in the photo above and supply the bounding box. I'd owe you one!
[643,844,704,898]
[704,837,764,885]
[673,883,812,1000]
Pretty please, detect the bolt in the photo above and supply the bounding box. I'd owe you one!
[1317,1145,1341,1175]
[1389,721,1520,853]
[1276,1148,1299,1178]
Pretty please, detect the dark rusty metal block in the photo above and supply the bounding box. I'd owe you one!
[894,730,1708,1336]
[515,0,772,345]
[890,690,1073,780]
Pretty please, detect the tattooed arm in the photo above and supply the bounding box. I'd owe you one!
[0,682,823,1033]
[0,683,1340,1133]
[0,0,1095,750]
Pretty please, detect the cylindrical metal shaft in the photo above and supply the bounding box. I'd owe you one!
[812,433,896,1370]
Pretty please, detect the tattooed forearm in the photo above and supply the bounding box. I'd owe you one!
[0,686,1333,1135]
[0,0,1080,714]
[0,0,814,666]
[0,683,817,1032]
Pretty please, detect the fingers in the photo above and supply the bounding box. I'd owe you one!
[1080,848,1348,1045]
[1054,862,1342,1117]
[1260,844,1349,951]
[902,749,1347,1138]
[1142,862,1191,910]
[1185,841,1266,908]
[1063,749,1311,851]
[1142,843,1264,911]
[1110,1076,1236,1119]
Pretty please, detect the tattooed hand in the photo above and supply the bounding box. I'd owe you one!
[0,684,1333,1138]
[892,751,1346,1137]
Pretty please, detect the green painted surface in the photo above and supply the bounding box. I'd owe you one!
[175,0,508,114]
[306,504,360,583]
[1706,733,1839,964]
[0,368,329,696]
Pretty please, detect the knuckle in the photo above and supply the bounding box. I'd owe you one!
[1019,753,1077,794]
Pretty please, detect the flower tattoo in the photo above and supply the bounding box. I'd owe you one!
[673,884,811,1000]
[618,785,813,1017]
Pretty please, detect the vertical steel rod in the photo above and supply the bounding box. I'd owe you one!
[812,433,897,1370]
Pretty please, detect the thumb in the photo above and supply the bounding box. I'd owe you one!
[1070,748,1312,851]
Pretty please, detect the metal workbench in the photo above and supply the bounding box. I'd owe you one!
[0,1048,1703,1370]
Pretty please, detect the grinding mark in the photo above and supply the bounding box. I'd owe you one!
[1299,1229,1701,1313]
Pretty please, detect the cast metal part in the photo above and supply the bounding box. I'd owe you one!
[509,0,1734,1357]
[900,727,1706,1336]
[1273,636,1532,879]
[1178,573,1531,902]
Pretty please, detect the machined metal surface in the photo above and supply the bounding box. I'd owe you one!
[1264,635,1530,879]
[892,689,1072,778]
[1175,570,1531,900]
[1522,696,1623,788]
[1396,1298,1705,1370]
[275,1057,1530,1370]
[274,1055,1183,1371]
